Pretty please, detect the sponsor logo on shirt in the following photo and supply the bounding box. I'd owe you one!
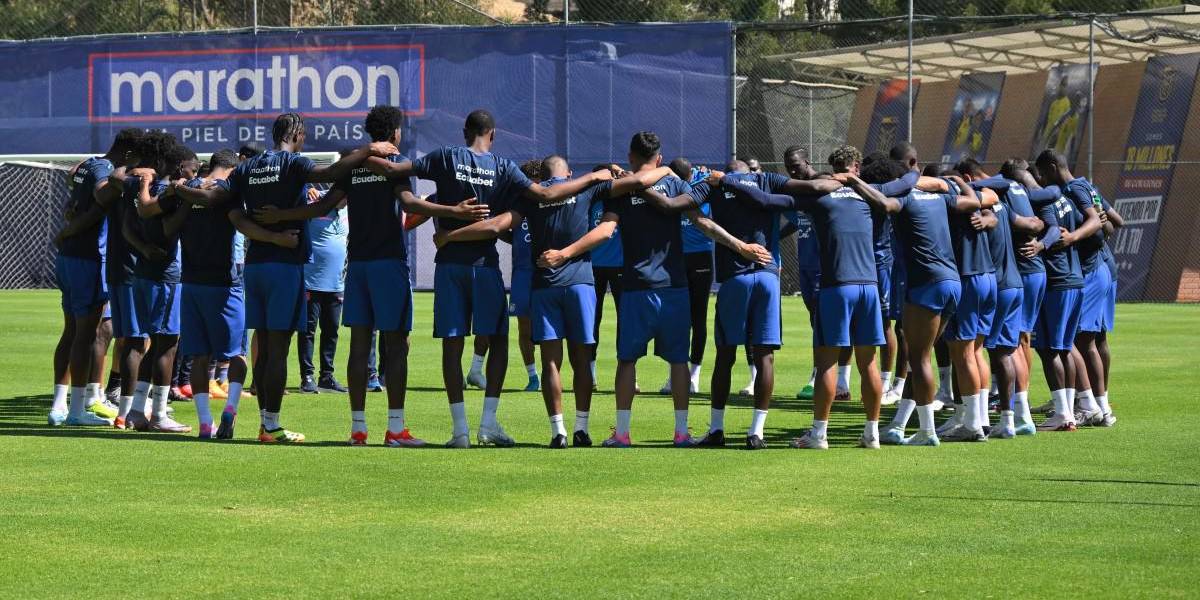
[454,163,495,187]
[248,164,281,185]
[538,196,576,209]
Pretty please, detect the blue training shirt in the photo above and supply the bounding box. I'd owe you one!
[304,189,347,293]
[105,178,141,287]
[411,146,534,268]
[61,157,113,262]
[131,178,181,284]
[1062,177,1106,275]
[336,154,416,263]
[1028,188,1084,290]
[603,174,692,291]
[692,172,790,283]
[227,149,316,265]
[986,201,1022,290]
[948,178,994,277]
[680,182,714,255]
[794,211,821,272]
[180,177,240,287]
[513,176,611,289]
[893,189,960,288]
[589,199,622,268]
[873,171,919,270]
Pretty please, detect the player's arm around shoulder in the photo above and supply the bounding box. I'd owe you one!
[539,213,616,269]
[529,168,612,202]
[433,209,517,249]
[228,209,297,249]
[307,142,399,183]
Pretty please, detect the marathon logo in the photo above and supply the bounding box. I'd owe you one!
[88,44,424,123]
[350,166,388,186]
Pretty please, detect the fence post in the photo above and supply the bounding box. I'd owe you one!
[906,0,914,140]
[1088,15,1095,179]
[731,26,738,162]
[252,0,258,33]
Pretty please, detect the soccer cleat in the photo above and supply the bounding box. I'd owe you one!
[1032,399,1055,414]
[572,430,593,447]
[745,435,767,450]
[796,384,814,400]
[317,376,347,393]
[880,427,905,445]
[477,423,516,447]
[126,411,152,432]
[1037,414,1076,432]
[47,409,68,427]
[261,427,305,443]
[930,399,946,412]
[524,376,540,392]
[349,430,368,446]
[366,376,384,392]
[673,431,697,448]
[1099,413,1117,427]
[257,426,271,442]
[989,423,1015,439]
[149,415,192,434]
[601,431,631,448]
[789,431,829,450]
[113,416,127,430]
[738,382,754,397]
[444,433,471,449]
[465,370,487,390]
[179,384,193,399]
[105,386,121,404]
[385,429,425,448]
[198,423,216,439]
[834,388,851,401]
[87,398,118,420]
[658,379,672,395]
[207,381,227,400]
[880,388,901,406]
[858,434,881,449]
[1015,421,1037,436]
[935,412,962,436]
[169,386,187,402]
[902,430,941,446]
[549,434,568,449]
[299,376,318,394]
[694,429,726,448]
[941,425,987,442]
[1075,409,1105,427]
[65,412,113,427]
[216,411,236,440]
[933,386,953,406]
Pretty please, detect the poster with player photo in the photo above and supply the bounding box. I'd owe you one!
[864,79,920,155]
[940,72,1005,166]
[1030,63,1098,167]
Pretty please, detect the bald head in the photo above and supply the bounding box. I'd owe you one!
[540,154,569,180]
[726,159,749,173]
[889,142,918,170]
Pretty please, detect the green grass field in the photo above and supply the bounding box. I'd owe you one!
[1,290,1198,598]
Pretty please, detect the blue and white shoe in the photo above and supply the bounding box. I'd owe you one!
[524,375,540,392]
[65,411,114,426]
[989,423,1016,439]
[902,430,940,446]
[880,427,905,445]
[1015,421,1037,436]
[48,409,68,426]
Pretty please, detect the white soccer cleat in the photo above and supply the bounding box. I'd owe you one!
[930,399,946,411]
[1037,413,1077,432]
[989,423,1016,439]
[880,427,906,445]
[902,430,940,446]
[1099,412,1117,427]
[935,411,961,436]
[941,424,987,442]
[858,434,881,449]
[465,370,487,390]
[789,431,829,450]
[476,422,516,447]
[1032,399,1055,414]
[444,433,471,449]
[65,411,112,427]
[880,388,901,406]
[1074,409,1105,427]
[47,409,68,427]
[737,382,754,397]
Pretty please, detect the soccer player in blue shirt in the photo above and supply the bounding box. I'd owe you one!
[435,157,676,447]
[509,158,543,393]
[1036,150,1110,426]
[658,157,713,396]
[588,175,625,390]
[359,109,612,448]
[48,129,143,426]
[173,113,399,443]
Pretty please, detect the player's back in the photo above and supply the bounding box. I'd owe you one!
[606,174,690,290]
[589,199,623,268]
[948,193,994,277]
[1063,177,1105,273]
[230,149,314,265]
[894,189,959,287]
[517,176,608,288]
[986,199,1021,290]
[809,186,877,287]
[341,154,412,263]
[180,177,239,287]
[61,157,113,261]
[132,178,181,284]
[707,172,786,282]
[1040,192,1084,289]
[105,177,143,286]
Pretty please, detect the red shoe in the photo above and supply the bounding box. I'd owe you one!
[113,416,127,430]
[257,426,273,442]
[385,429,425,447]
[349,430,368,446]
[179,384,193,399]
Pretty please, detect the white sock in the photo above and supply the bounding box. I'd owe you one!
[481,396,500,429]
[960,393,978,429]
[1000,410,1014,430]
[574,410,589,433]
[225,382,243,413]
[807,366,817,387]
[526,364,537,379]
[263,411,280,431]
[890,398,916,430]
[469,353,485,374]
[194,392,212,426]
[86,383,102,404]
[615,409,632,436]
[118,396,134,419]
[67,386,86,418]
[387,409,404,432]
[1078,389,1099,413]
[450,402,468,436]
[916,403,936,433]
[811,419,828,439]
[881,371,892,390]
[710,407,725,432]
[151,385,169,419]
[747,364,758,387]
[549,413,567,437]
[990,380,998,395]
[1066,388,1076,415]
[864,420,879,440]
[673,409,688,435]
[131,380,151,415]
[1015,390,1033,425]
[52,384,69,413]
[689,362,701,382]
[977,389,990,428]
[351,410,367,433]
[938,366,951,390]
[837,365,851,391]
[891,376,906,395]
[1096,393,1111,415]
[1051,388,1069,417]
[589,361,596,381]
[749,409,768,438]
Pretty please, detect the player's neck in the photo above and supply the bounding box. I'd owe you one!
[467,138,491,154]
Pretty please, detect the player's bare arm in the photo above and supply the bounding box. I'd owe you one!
[434,209,518,248]
[228,209,299,249]
[538,214,617,268]
[306,141,399,183]
[685,209,773,266]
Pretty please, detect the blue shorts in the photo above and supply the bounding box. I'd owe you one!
[509,268,533,318]
[946,272,997,342]
[797,269,821,308]
[109,283,146,339]
[132,277,181,336]
[433,263,508,338]
[531,284,596,344]
[1033,287,1083,351]
[1020,271,1047,334]
[343,259,413,333]
[1079,267,1112,333]
[906,279,961,315]
[56,255,108,316]
[889,266,906,320]
[876,264,893,318]
[244,262,306,332]
[1105,276,1116,332]
[814,284,885,348]
[715,272,782,348]
[180,283,245,360]
[986,287,1023,349]
[617,287,690,363]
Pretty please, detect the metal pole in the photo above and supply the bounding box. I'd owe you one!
[808,88,813,156]
[252,0,258,33]
[1088,16,1095,179]
[907,0,914,140]
[564,0,569,24]
[731,28,738,162]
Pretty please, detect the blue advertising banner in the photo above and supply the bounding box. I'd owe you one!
[940,72,1004,167]
[1110,54,1200,301]
[0,23,733,165]
[864,78,918,155]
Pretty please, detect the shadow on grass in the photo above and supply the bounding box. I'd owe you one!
[871,493,1200,509]
[1037,478,1200,487]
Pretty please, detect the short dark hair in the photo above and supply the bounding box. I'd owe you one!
[464,109,495,140]
[1035,149,1066,170]
[629,131,661,160]
[889,142,917,163]
[827,145,862,171]
[365,105,405,143]
[782,145,809,161]
[726,159,748,172]
[860,157,908,185]
[134,131,176,173]
[861,151,890,169]
[668,157,691,180]
[165,141,195,177]
[109,128,143,159]
[538,155,568,181]
[272,113,305,145]
[521,158,543,182]
[209,149,239,170]
[955,158,984,178]
[921,164,943,177]
[1000,157,1029,180]
[238,143,264,159]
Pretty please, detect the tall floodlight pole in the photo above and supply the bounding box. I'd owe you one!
[564,0,570,23]
[1088,16,1095,179]
[252,0,259,32]
[907,0,914,140]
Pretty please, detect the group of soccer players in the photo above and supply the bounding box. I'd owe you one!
[49,105,1121,449]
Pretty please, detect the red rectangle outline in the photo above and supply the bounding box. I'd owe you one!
[88,44,425,123]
